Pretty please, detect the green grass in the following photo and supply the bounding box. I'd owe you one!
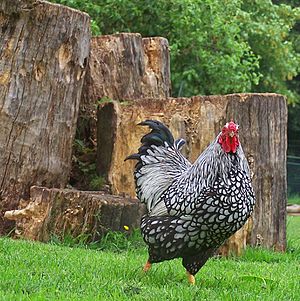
[288,194,300,205]
[0,217,299,301]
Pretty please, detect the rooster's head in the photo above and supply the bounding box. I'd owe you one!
[218,121,239,153]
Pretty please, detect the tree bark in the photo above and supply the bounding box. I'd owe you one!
[287,204,300,215]
[4,186,146,242]
[74,33,171,190]
[76,33,171,152]
[81,33,170,106]
[97,93,287,253]
[0,0,90,234]
[142,37,171,98]
[226,94,287,251]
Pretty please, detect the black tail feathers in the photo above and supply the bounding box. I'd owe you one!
[138,120,174,151]
[125,120,176,162]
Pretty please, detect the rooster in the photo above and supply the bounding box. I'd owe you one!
[126,120,255,284]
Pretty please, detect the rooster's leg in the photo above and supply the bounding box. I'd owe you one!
[143,260,152,272]
[186,271,195,285]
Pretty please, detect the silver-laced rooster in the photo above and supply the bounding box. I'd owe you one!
[126,120,255,284]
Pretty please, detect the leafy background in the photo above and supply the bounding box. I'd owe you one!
[51,0,299,98]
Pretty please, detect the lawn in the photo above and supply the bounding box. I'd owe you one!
[0,217,299,301]
[288,194,300,205]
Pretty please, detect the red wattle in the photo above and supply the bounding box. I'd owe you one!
[219,135,239,153]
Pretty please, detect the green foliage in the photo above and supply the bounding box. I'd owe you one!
[50,0,300,104]
[97,96,114,105]
[50,228,144,252]
[50,232,93,247]
[73,138,91,154]
[94,229,145,252]
[72,139,105,190]
[89,175,105,190]
[156,0,262,97]
[241,0,300,103]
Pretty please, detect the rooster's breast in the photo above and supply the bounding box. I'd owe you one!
[162,168,255,250]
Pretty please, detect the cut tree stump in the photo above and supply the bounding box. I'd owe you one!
[142,37,171,98]
[97,93,287,254]
[73,33,171,190]
[4,186,145,242]
[76,33,171,151]
[287,204,300,216]
[81,33,170,105]
[0,0,90,234]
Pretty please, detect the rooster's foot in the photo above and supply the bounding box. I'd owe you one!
[143,260,152,272]
[186,271,195,285]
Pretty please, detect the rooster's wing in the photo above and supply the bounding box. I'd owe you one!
[125,120,191,215]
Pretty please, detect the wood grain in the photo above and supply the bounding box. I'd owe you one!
[0,0,90,234]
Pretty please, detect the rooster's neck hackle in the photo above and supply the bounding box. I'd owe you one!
[191,133,250,189]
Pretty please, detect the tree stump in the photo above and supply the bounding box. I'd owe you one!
[287,204,300,216]
[81,33,170,107]
[97,93,287,253]
[76,33,171,153]
[0,0,90,234]
[142,37,171,98]
[74,33,171,190]
[4,186,145,242]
